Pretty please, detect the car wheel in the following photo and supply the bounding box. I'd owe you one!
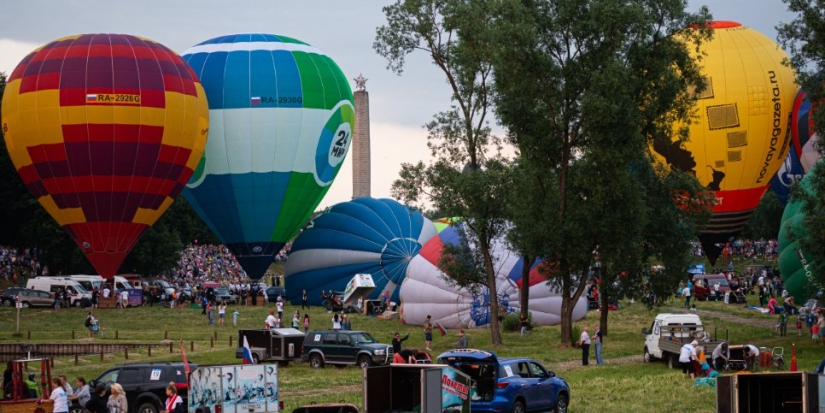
[555,394,569,413]
[70,403,84,413]
[252,354,260,364]
[358,355,374,369]
[21,301,31,308]
[138,401,159,413]
[1,299,10,307]
[309,354,324,369]
[511,400,525,413]
[643,347,653,362]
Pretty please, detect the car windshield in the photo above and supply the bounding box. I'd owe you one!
[349,332,376,343]
[72,284,88,294]
[216,288,229,294]
[157,281,171,288]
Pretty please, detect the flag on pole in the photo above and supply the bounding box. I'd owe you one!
[242,335,255,364]
[433,322,447,337]
[179,339,191,377]
[790,343,797,372]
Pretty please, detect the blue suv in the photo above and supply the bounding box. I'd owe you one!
[437,349,569,413]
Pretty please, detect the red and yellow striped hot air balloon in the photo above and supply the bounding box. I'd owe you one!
[1,33,209,278]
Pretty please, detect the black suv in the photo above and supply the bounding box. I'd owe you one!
[302,330,393,369]
[90,362,196,413]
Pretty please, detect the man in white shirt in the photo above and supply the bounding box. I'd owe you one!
[683,286,691,308]
[679,340,698,379]
[579,327,591,366]
[712,342,729,371]
[119,290,129,309]
[103,286,111,299]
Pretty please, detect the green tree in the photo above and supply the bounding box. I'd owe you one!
[778,0,825,283]
[491,0,713,343]
[741,191,785,240]
[375,0,512,345]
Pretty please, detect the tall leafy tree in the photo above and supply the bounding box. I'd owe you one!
[741,191,785,240]
[491,0,713,343]
[375,0,512,345]
[778,0,825,280]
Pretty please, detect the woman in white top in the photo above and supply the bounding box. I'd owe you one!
[332,313,342,330]
[218,302,227,327]
[48,377,70,413]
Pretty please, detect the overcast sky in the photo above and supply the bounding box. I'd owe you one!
[0,0,799,210]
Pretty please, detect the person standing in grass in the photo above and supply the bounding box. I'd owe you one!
[206,302,214,326]
[592,326,603,366]
[218,301,227,327]
[579,327,591,366]
[424,315,433,351]
[303,314,310,333]
[232,309,240,327]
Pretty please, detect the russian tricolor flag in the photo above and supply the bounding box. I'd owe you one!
[86,94,98,102]
[250,97,261,105]
[242,335,255,364]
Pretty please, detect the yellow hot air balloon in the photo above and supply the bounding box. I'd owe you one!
[652,21,797,264]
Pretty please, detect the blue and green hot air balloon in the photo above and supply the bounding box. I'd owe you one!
[182,33,354,279]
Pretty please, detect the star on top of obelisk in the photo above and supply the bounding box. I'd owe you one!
[354,73,368,91]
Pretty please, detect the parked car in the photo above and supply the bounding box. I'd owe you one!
[265,286,287,302]
[437,348,570,413]
[150,280,175,296]
[90,362,196,413]
[214,287,237,304]
[692,273,732,301]
[0,287,55,308]
[302,330,393,369]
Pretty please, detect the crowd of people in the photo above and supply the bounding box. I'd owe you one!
[0,246,48,286]
[690,239,779,263]
[2,363,184,413]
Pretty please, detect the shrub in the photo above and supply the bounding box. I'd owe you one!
[502,312,531,332]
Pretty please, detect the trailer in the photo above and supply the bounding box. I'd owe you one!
[717,371,820,412]
[235,328,305,366]
[363,363,472,413]
[189,364,280,413]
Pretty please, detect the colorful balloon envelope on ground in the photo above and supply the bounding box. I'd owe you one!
[400,221,588,329]
[652,21,797,264]
[181,33,354,279]
[1,33,209,278]
[285,197,437,305]
[778,162,820,302]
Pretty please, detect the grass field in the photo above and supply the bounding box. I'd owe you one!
[1,284,822,413]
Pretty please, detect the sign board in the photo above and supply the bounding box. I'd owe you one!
[189,364,278,413]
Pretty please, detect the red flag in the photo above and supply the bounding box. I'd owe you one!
[433,322,447,337]
[790,343,797,372]
[179,339,191,377]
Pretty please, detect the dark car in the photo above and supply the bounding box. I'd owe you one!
[90,362,196,413]
[1,287,55,308]
[437,349,570,413]
[265,286,287,302]
[302,330,393,369]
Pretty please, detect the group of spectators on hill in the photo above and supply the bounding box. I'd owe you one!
[690,238,778,263]
[0,246,48,286]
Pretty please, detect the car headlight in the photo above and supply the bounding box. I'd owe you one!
[374,349,386,355]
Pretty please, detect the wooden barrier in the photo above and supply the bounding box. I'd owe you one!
[0,399,52,413]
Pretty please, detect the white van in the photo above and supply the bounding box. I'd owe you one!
[26,277,92,307]
[70,275,134,293]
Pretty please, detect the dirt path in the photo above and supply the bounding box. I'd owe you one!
[662,306,777,329]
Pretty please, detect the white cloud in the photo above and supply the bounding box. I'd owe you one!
[0,39,40,76]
